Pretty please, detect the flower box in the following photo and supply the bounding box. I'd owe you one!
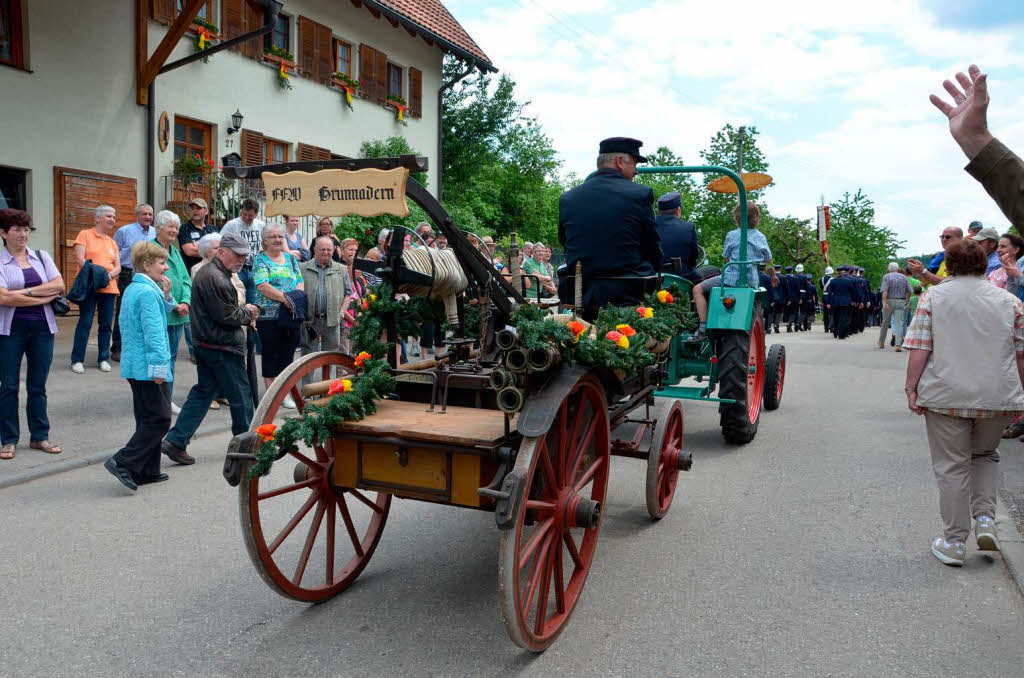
[262,52,296,71]
[189,23,220,39]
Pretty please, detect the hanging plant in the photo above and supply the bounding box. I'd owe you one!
[387,95,409,126]
[333,72,360,111]
[276,60,293,90]
[191,17,220,63]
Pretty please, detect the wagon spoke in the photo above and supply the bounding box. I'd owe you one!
[348,488,383,514]
[293,498,326,585]
[269,490,320,555]
[564,394,583,481]
[538,442,559,496]
[522,531,553,619]
[552,538,566,614]
[556,399,568,485]
[525,500,556,512]
[325,494,336,585]
[257,477,317,501]
[563,531,582,570]
[518,517,553,571]
[313,442,329,464]
[534,539,554,635]
[290,385,306,413]
[574,455,604,494]
[288,448,323,471]
[336,494,365,558]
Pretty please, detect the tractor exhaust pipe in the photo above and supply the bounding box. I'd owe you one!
[489,368,514,391]
[495,327,519,351]
[527,343,560,372]
[506,347,529,374]
[497,386,525,414]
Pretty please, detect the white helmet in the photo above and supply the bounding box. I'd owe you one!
[795,263,805,273]
[824,266,834,275]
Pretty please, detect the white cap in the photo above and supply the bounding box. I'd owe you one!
[824,266,834,275]
[795,263,805,273]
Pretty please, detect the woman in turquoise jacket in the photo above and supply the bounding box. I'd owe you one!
[104,241,174,492]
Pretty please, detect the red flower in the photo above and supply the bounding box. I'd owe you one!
[255,424,277,442]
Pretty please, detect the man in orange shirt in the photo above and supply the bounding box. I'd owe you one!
[70,205,122,374]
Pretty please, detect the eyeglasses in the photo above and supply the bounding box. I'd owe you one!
[940,235,955,240]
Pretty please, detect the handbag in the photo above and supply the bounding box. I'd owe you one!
[35,250,71,315]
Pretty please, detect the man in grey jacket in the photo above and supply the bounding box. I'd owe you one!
[299,236,347,369]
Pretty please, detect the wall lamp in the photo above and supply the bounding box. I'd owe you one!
[227,109,244,135]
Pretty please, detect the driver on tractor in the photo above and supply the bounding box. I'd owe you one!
[558,137,662,321]
[691,201,775,342]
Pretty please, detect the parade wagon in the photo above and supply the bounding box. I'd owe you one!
[221,156,783,650]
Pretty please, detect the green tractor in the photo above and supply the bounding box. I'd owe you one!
[639,165,787,443]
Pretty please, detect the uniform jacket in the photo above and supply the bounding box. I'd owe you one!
[783,274,802,304]
[189,257,257,356]
[827,275,853,306]
[117,273,172,383]
[655,213,699,279]
[558,168,662,310]
[769,275,788,304]
[965,138,1024,229]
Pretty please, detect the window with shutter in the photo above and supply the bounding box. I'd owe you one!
[409,68,422,118]
[240,129,265,167]
[174,0,212,22]
[387,63,403,100]
[263,13,289,53]
[0,0,25,69]
[262,139,290,165]
[334,39,352,76]
[297,143,332,162]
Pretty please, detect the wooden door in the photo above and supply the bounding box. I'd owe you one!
[53,167,137,292]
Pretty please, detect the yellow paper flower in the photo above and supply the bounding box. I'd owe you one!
[369,294,377,301]
[618,336,629,349]
[636,306,654,319]
[656,290,674,304]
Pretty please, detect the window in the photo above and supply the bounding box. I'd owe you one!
[176,0,213,22]
[173,116,212,164]
[333,38,352,76]
[0,0,24,69]
[265,13,289,52]
[0,166,27,211]
[262,139,290,165]
[387,63,403,99]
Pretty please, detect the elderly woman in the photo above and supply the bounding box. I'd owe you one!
[71,204,122,374]
[0,209,65,459]
[315,216,343,263]
[254,223,304,408]
[904,239,1024,566]
[152,210,192,415]
[104,240,174,491]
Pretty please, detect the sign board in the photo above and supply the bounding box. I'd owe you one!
[816,204,830,241]
[262,167,410,218]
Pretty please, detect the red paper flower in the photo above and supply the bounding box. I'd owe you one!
[327,379,352,396]
[255,424,277,442]
[615,324,636,337]
[354,351,372,368]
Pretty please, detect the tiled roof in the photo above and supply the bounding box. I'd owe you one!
[361,0,495,71]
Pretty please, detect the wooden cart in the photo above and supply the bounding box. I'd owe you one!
[222,157,690,651]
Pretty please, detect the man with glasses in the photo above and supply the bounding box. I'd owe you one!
[907,227,963,286]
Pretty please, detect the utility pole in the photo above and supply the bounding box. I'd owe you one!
[737,126,745,174]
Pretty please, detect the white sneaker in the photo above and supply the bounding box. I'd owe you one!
[70,362,85,374]
[171,402,181,415]
[282,395,296,409]
[99,361,112,373]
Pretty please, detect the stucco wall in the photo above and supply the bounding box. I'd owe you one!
[0,0,445,252]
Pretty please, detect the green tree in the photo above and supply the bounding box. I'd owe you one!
[827,189,906,283]
[636,146,700,221]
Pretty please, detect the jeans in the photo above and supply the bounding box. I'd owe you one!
[183,322,194,357]
[71,292,116,364]
[112,379,170,479]
[878,298,908,347]
[111,268,134,355]
[167,324,184,400]
[165,346,253,450]
[0,319,55,444]
[300,318,341,386]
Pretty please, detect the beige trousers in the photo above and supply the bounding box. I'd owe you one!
[923,411,1007,543]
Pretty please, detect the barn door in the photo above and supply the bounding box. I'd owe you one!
[53,167,137,293]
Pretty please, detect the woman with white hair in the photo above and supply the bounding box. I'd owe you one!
[70,204,122,374]
[254,222,304,408]
[152,210,192,414]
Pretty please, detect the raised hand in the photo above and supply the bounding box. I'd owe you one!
[1001,252,1023,279]
[929,64,994,160]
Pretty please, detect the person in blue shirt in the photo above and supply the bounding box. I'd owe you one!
[692,202,773,342]
[969,226,1002,275]
[110,203,155,361]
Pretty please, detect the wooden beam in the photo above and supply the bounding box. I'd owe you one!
[137,0,206,103]
[135,0,148,105]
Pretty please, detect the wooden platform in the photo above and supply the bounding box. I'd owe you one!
[336,400,510,447]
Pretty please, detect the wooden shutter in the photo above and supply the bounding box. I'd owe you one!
[151,0,175,24]
[222,0,244,47]
[372,49,387,104]
[241,0,264,59]
[298,16,316,77]
[409,67,422,118]
[359,44,375,100]
[297,143,332,162]
[240,129,264,167]
[316,23,333,84]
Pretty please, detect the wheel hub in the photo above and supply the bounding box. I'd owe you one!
[560,491,601,530]
[665,446,692,471]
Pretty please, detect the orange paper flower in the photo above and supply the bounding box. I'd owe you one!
[361,299,370,311]
[255,424,277,442]
[656,290,674,304]
[327,379,352,396]
[615,324,636,337]
[566,320,586,343]
[636,306,654,319]
[354,351,372,368]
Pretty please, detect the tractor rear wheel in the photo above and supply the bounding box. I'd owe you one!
[716,306,765,444]
[763,343,786,411]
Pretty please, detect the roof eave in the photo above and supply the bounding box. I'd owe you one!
[360,0,497,73]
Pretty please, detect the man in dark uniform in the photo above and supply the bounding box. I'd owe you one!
[758,264,775,333]
[850,266,866,333]
[559,137,662,320]
[654,191,699,281]
[803,272,818,330]
[819,266,833,332]
[769,264,787,333]
[827,266,854,339]
[783,266,800,332]
[794,263,810,330]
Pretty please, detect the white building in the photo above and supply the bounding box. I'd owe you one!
[0,0,493,283]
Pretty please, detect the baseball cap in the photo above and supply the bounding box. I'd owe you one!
[970,226,1000,242]
[219,232,252,255]
[188,197,209,209]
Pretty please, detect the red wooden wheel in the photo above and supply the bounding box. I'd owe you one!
[239,352,391,603]
[499,374,610,651]
[646,401,684,520]
[745,315,766,424]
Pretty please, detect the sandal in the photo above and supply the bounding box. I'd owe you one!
[0,444,14,460]
[30,440,62,454]
[1002,423,1024,439]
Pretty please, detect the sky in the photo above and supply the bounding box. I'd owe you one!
[444,0,1024,256]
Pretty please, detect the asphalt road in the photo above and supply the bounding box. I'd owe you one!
[3,327,1023,677]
